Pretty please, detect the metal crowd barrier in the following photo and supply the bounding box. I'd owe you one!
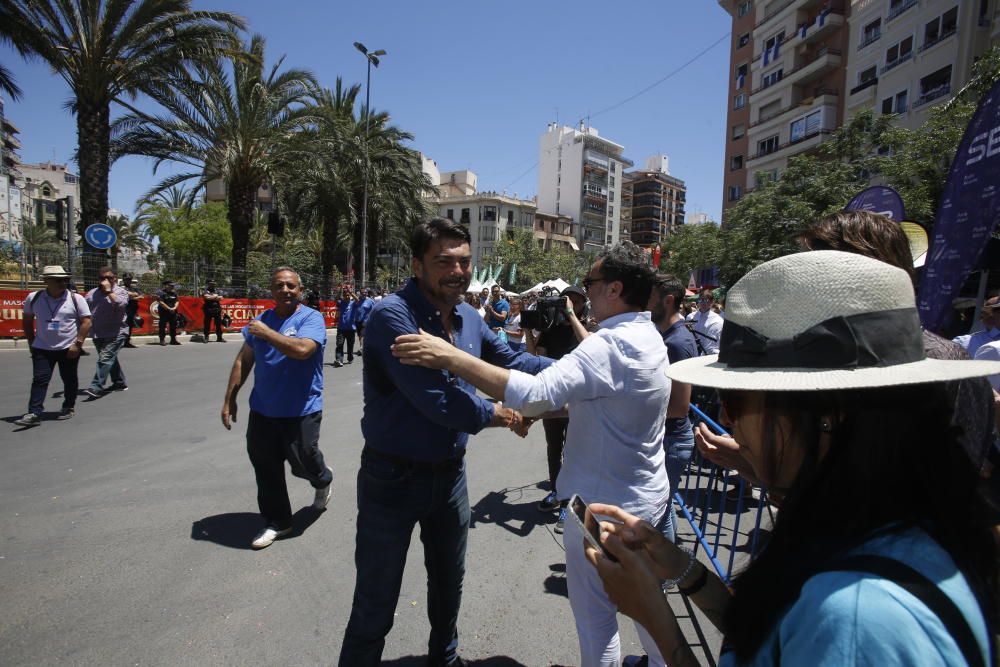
[673,404,771,584]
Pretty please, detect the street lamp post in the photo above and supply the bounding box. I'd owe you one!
[354,41,386,288]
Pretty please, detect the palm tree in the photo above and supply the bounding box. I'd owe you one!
[0,64,21,101]
[111,34,317,292]
[104,213,152,272]
[21,221,59,270]
[0,0,244,270]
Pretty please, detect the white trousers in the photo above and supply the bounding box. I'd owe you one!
[564,516,666,667]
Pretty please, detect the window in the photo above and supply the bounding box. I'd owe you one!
[446,208,454,220]
[735,62,749,89]
[859,65,877,85]
[728,185,743,202]
[731,155,744,171]
[732,124,746,140]
[884,36,913,69]
[460,208,470,223]
[758,135,779,156]
[924,7,958,49]
[609,190,615,200]
[608,205,614,216]
[918,65,952,105]
[42,186,51,197]
[761,67,783,89]
[764,32,784,52]
[759,99,782,122]
[737,1,751,17]
[881,90,908,115]
[789,109,822,142]
[861,18,882,47]
[482,205,497,221]
[507,210,514,224]
[738,33,750,48]
[756,169,779,185]
[610,175,615,187]
[733,93,747,109]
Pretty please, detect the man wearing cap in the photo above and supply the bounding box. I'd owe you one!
[16,266,92,426]
[83,266,130,397]
[953,296,1000,357]
[156,280,181,345]
[202,279,225,343]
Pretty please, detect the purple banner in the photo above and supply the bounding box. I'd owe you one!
[844,185,906,221]
[918,79,1000,332]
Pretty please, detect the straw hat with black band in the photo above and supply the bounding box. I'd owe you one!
[666,251,1000,391]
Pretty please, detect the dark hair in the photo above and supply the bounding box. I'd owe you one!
[97,266,115,277]
[597,241,655,309]
[411,217,471,259]
[271,266,301,284]
[722,384,998,660]
[653,273,685,313]
[796,211,915,283]
[698,288,714,300]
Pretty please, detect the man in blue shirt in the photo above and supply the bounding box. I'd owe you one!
[355,288,375,351]
[648,274,699,546]
[339,218,550,667]
[334,288,356,367]
[484,284,509,331]
[221,267,333,549]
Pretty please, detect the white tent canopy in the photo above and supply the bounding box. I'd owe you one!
[468,278,517,296]
[520,278,571,296]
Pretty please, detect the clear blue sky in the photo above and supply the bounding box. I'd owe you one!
[1,1,731,222]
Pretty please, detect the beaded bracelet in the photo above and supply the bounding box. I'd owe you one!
[663,547,696,590]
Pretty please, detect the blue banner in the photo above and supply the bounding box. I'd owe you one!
[844,185,906,221]
[918,79,1000,332]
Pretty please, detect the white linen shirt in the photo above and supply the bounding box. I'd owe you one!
[504,311,670,520]
[693,309,724,354]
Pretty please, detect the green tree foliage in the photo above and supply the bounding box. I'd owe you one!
[144,201,232,266]
[661,222,722,282]
[486,228,591,292]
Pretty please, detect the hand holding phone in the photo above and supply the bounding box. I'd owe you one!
[569,494,618,563]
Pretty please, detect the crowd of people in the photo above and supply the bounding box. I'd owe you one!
[11,210,1000,666]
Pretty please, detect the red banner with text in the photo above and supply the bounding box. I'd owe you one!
[0,290,339,338]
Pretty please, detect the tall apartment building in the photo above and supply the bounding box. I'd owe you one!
[436,185,537,267]
[623,156,687,249]
[0,97,24,245]
[846,0,1000,129]
[719,0,850,215]
[537,123,633,253]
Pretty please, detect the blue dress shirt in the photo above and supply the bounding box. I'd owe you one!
[361,278,552,462]
[337,298,356,330]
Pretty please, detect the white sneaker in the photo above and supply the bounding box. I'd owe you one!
[313,468,333,509]
[251,526,291,549]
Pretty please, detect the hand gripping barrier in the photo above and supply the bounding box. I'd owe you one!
[674,404,771,584]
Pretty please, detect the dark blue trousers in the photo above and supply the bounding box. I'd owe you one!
[339,451,470,666]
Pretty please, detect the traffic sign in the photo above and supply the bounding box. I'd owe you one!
[84,223,117,250]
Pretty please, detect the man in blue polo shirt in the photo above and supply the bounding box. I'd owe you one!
[221,266,333,549]
[339,218,551,667]
[484,283,509,331]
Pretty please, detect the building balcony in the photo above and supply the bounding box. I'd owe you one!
[919,28,956,53]
[886,0,917,23]
[751,48,842,97]
[583,160,608,175]
[785,9,844,50]
[750,88,838,130]
[914,85,951,109]
[881,51,913,74]
[848,77,878,107]
[747,127,833,164]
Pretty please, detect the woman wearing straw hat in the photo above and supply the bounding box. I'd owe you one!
[584,251,998,666]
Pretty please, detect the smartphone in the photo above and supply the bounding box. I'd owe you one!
[569,494,618,563]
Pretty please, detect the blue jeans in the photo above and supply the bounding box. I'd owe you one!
[660,427,695,544]
[28,348,79,415]
[90,334,127,391]
[339,451,470,666]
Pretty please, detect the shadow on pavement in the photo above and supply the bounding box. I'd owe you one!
[190,506,324,550]
[470,486,553,538]
[381,657,530,666]
[543,562,567,598]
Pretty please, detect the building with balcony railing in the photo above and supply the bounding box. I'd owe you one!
[0,97,26,246]
[537,122,633,253]
[437,189,537,267]
[623,160,687,249]
[846,0,999,131]
[719,0,849,218]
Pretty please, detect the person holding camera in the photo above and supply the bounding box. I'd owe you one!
[392,242,671,667]
[202,279,225,343]
[533,285,594,531]
[156,280,181,346]
[83,266,130,397]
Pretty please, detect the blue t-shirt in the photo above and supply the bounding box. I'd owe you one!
[721,526,990,667]
[356,297,375,326]
[485,297,509,329]
[242,305,326,418]
[337,299,356,330]
[662,319,698,440]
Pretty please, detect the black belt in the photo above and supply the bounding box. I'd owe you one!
[362,446,465,472]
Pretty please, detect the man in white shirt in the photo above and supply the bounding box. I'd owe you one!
[954,297,1000,357]
[16,265,92,426]
[392,242,670,667]
[691,288,724,355]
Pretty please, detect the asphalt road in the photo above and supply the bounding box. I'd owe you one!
[0,337,711,666]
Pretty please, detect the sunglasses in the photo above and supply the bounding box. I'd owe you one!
[581,277,606,291]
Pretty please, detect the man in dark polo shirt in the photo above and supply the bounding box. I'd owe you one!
[338,218,550,667]
[648,273,698,543]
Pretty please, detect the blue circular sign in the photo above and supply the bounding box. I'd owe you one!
[85,223,117,249]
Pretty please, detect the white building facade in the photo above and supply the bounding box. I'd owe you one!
[437,191,536,267]
[537,123,633,253]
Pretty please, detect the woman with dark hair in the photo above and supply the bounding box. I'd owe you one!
[584,251,999,666]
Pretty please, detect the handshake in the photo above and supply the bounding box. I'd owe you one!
[492,404,534,438]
